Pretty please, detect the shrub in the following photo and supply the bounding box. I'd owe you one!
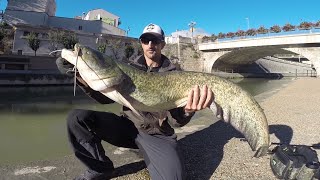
[217,32,225,39]
[97,43,107,53]
[201,36,210,42]
[235,30,246,37]
[226,32,235,38]
[298,21,313,29]
[246,28,257,36]
[282,23,295,32]
[257,26,269,34]
[270,25,281,33]
[125,44,134,60]
[210,34,218,41]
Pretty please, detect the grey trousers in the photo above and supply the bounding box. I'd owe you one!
[67,109,186,180]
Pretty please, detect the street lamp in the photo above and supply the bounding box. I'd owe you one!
[245,17,250,30]
[188,21,196,38]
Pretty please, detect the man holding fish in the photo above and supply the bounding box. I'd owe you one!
[57,23,213,180]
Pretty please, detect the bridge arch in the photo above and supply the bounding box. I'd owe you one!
[199,33,320,76]
[203,47,294,72]
[284,47,320,74]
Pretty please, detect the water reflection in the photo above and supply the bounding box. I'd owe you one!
[0,86,122,165]
[0,86,87,104]
[235,77,294,96]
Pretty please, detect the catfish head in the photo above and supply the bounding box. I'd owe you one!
[61,43,125,91]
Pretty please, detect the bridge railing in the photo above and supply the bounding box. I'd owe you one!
[212,68,317,78]
[202,27,320,43]
[263,56,313,68]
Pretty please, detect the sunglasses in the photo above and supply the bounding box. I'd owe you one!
[140,38,163,45]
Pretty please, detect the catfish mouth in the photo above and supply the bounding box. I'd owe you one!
[75,51,123,87]
[73,50,118,82]
[61,47,123,90]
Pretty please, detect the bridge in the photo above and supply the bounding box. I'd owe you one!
[198,32,320,77]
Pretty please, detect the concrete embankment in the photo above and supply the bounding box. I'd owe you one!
[0,73,73,86]
[1,78,319,180]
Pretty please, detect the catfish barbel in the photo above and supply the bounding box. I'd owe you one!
[61,44,270,157]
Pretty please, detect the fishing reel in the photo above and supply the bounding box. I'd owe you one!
[269,143,320,180]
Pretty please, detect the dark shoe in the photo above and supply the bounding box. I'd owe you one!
[74,169,113,180]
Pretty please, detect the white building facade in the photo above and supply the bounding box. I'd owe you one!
[165,29,209,44]
[3,0,127,56]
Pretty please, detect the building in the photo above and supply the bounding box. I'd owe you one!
[3,0,127,56]
[84,9,121,28]
[165,28,209,44]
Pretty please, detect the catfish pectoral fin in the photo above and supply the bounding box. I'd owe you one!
[209,102,223,120]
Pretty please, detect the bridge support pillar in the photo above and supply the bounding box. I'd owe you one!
[284,47,320,77]
[202,51,230,73]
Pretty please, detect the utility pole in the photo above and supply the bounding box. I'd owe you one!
[177,35,181,61]
[188,21,196,39]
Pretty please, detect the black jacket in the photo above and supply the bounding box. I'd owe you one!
[78,54,194,136]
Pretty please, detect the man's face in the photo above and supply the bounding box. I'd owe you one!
[140,35,165,60]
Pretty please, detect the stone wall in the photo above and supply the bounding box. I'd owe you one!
[162,43,203,72]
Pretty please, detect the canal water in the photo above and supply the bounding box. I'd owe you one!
[0,78,294,165]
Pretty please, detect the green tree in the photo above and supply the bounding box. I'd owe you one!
[132,41,143,56]
[60,33,78,49]
[0,29,5,42]
[26,32,40,56]
[0,25,14,54]
[106,38,123,59]
[125,44,134,60]
[0,21,9,27]
[48,30,64,56]
[97,43,107,53]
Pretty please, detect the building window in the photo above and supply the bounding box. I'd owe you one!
[78,26,82,30]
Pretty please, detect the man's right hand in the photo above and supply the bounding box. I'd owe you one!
[56,57,75,77]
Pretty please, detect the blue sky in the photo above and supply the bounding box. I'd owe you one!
[1,0,319,38]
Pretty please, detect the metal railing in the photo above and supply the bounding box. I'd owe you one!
[212,68,317,78]
[202,27,320,43]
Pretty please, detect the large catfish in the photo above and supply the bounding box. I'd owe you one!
[61,44,270,157]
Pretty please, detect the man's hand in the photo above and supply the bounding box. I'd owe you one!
[184,85,214,114]
[56,57,75,77]
[56,57,89,87]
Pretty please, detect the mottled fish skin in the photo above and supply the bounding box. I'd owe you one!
[61,44,270,157]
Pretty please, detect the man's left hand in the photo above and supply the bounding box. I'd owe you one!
[184,85,214,114]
